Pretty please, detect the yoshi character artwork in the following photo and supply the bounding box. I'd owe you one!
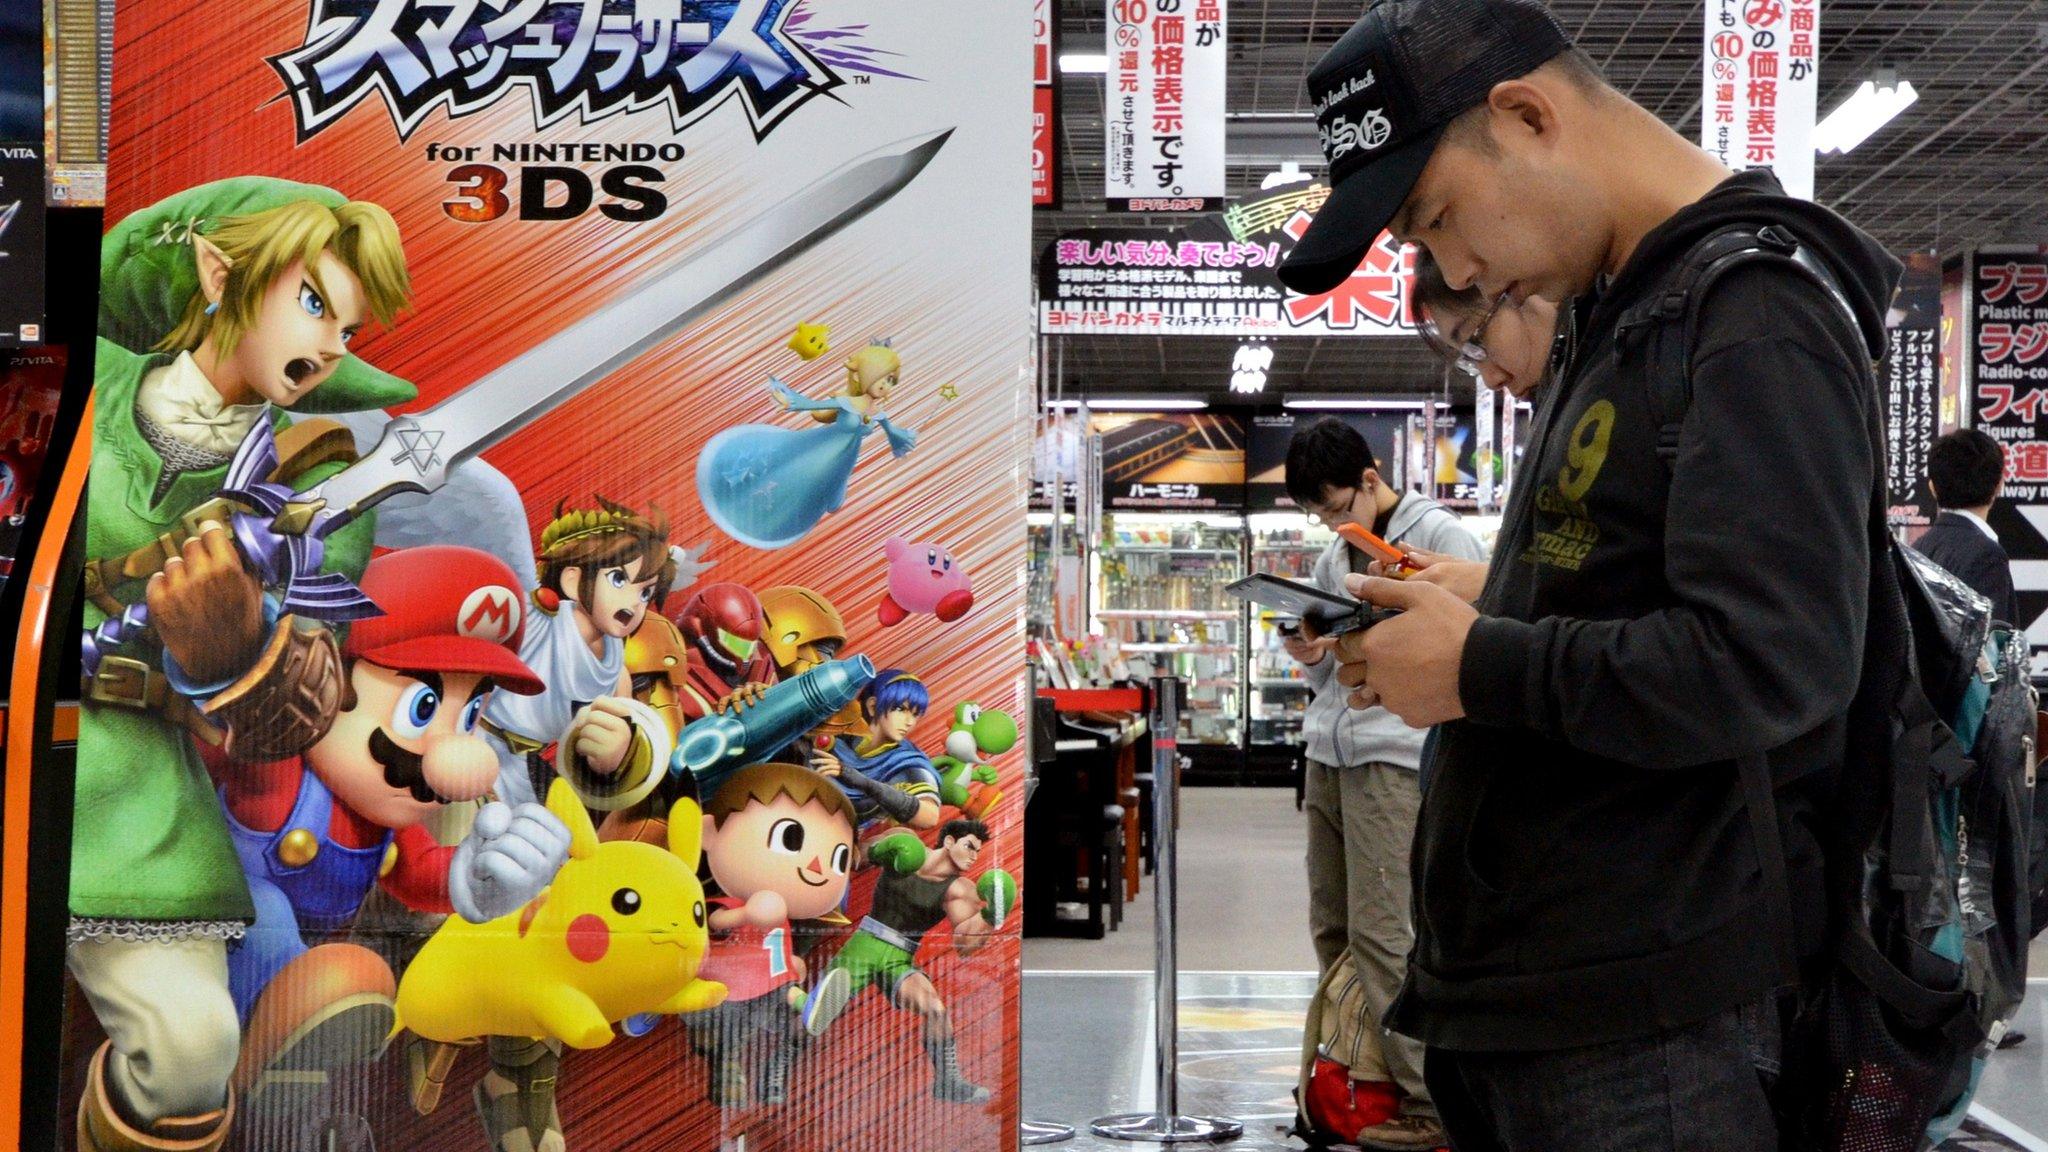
[72,177,415,1152]
[930,702,1016,819]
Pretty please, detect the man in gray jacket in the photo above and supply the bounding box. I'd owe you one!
[1283,418,1487,1150]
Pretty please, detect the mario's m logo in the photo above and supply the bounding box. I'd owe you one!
[459,585,521,645]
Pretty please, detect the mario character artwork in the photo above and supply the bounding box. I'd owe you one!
[219,545,570,1110]
[686,763,860,1107]
[877,536,973,626]
[480,498,680,813]
[810,668,942,832]
[72,176,414,1152]
[802,821,1016,1104]
[394,777,727,1045]
[930,703,1016,820]
[696,340,917,551]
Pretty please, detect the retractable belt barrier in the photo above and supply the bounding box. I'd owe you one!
[1090,676,1243,1145]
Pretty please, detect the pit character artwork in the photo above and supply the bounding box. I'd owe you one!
[687,763,861,1107]
[480,498,679,812]
[810,668,942,831]
[929,702,1015,819]
[696,340,917,550]
[220,545,570,1107]
[451,497,680,1152]
[72,176,414,1152]
[803,820,1017,1103]
[759,585,866,751]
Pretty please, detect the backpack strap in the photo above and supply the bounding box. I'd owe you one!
[1615,223,1873,988]
[1617,223,1861,464]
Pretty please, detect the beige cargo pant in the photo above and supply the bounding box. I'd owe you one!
[1304,759,1432,1118]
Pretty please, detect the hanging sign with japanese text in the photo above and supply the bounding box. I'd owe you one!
[1974,248,2048,667]
[1040,180,1415,336]
[1885,251,1941,533]
[1104,0,1226,211]
[1703,0,1819,199]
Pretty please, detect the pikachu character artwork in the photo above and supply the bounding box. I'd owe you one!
[395,780,728,1050]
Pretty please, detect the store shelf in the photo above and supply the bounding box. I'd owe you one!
[1096,609,1238,620]
[1254,678,1313,688]
[1110,547,1240,556]
[1120,643,1237,654]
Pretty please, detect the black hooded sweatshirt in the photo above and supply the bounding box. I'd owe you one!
[1387,171,1904,1052]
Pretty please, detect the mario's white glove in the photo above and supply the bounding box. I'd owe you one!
[448,801,572,922]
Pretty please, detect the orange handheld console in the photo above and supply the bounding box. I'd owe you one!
[1335,524,1418,575]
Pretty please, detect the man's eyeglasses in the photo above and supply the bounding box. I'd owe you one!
[1418,290,1511,377]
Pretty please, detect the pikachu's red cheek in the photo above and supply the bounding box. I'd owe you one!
[567,914,610,963]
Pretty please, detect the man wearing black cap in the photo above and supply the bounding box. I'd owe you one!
[1296,3,1902,1150]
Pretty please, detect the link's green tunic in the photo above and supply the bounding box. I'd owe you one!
[72,339,377,928]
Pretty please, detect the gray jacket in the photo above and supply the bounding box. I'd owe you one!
[1300,492,1488,770]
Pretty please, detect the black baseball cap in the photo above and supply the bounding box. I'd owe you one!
[1276,0,1574,296]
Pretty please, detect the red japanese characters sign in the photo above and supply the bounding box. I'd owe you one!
[1977,251,2048,482]
[1703,0,1817,198]
[1034,0,1059,206]
[1038,180,1416,336]
[1974,249,2048,665]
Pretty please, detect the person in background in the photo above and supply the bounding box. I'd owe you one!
[1382,253,1568,604]
[1280,418,1487,1150]
[1413,251,1566,404]
[1914,429,2019,626]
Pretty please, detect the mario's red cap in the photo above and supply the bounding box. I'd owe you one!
[345,545,545,695]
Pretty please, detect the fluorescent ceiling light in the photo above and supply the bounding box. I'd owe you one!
[1060,53,1108,74]
[1283,397,1427,410]
[1814,77,1918,156]
[1046,399,1083,409]
[1089,397,1207,410]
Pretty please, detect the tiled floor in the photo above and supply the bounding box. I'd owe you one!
[1021,971,2048,1151]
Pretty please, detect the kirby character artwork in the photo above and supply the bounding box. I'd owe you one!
[878,536,973,627]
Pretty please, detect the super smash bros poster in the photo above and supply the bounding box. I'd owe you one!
[65,1,1033,1149]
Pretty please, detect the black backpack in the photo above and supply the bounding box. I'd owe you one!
[1614,223,2038,1151]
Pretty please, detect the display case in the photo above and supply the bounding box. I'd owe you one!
[1246,516,1333,775]
[1094,513,1244,776]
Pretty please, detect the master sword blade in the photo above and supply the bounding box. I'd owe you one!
[299,127,953,532]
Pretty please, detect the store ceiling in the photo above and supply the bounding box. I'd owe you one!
[1037,0,2048,399]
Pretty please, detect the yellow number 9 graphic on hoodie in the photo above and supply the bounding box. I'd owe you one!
[1557,400,1617,503]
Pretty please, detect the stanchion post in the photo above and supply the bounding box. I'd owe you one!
[1089,677,1242,1144]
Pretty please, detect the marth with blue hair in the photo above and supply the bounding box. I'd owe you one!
[809,668,942,830]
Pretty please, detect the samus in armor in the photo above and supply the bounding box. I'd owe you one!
[217,546,569,1111]
[685,763,860,1106]
[73,178,415,1152]
[759,584,866,749]
[802,819,1018,1103]
[810,669,943,831]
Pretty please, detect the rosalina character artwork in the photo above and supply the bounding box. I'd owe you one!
[59,0,1035,1149]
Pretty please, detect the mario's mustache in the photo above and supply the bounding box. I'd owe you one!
[371,728,447,804]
